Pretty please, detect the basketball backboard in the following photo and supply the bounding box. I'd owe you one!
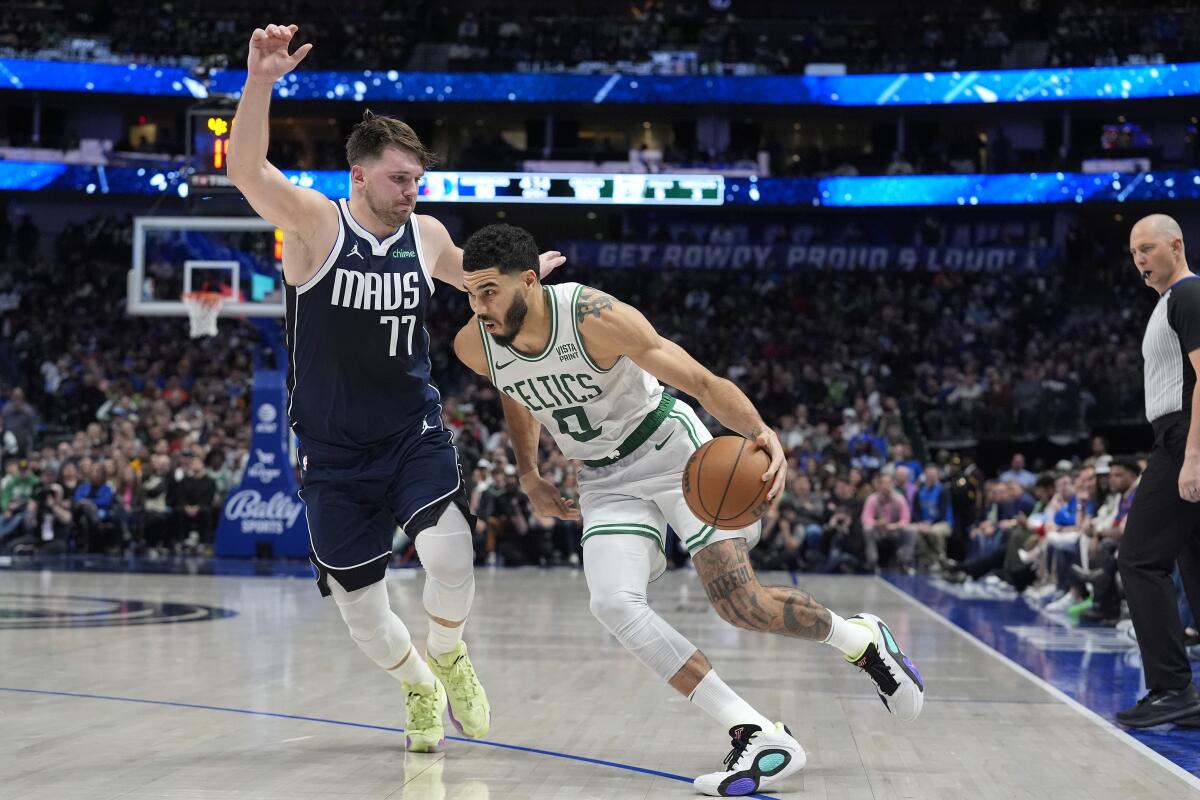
[128,216,286,318]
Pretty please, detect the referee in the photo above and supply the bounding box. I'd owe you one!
[1117,213,1200,728]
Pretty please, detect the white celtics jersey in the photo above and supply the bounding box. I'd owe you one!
[479,282,664,462]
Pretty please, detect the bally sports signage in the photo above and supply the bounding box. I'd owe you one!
[215,371,309,557]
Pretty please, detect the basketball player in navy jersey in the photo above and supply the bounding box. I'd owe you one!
[226,24,564,752]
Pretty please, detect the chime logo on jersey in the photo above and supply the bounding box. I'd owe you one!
[330,268,422,310]
[501,372,603,412]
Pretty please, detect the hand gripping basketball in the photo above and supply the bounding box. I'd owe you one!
[683,436,778,530]
[247,24,313,81]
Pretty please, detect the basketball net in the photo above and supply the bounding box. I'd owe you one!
[182,291,225,338]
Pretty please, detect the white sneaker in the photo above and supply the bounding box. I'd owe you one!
[693,722,805,797]
[1026,582,1059,603]
[847,613,925,721]
[1044,591,1077,612]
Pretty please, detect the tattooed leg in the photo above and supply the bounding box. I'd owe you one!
[692,538,833,641]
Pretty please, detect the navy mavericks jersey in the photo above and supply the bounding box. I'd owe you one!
[285,198,440,448]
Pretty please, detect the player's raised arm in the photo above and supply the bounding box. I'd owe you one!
[227,24,335,282]
[576,286,787,503]
[421,216,565,290]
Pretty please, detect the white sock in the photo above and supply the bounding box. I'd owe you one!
[824,612,874,659]
[386,645,437,686]
[688,669,775,733]
[427,618,464,658]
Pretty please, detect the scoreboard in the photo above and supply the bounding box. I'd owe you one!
[419,173,723,205]
[188,106,238,192]
[190,165,725,206]
[186,106,724,205]
[196,114,232,172]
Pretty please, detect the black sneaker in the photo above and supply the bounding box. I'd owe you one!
[1115,684,1200,728]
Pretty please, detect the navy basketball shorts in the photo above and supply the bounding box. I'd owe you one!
[298,424,474,597]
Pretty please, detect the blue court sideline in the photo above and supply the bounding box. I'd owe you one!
[885,572,1200,777]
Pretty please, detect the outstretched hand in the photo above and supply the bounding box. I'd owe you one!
[247,24,313,82]
[539,250,566,279]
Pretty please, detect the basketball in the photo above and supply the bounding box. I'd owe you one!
[682,436,773,530]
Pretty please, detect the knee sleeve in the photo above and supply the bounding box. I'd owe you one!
[589,588,697,681]
[329,575,412,668]
[416,504,476,621]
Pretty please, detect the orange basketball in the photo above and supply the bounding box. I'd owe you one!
[682,436,773,530]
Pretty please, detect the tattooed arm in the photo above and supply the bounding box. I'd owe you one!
[575,285,787,502]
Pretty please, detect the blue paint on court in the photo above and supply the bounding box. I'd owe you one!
[885,573,1200,777]
[0,686,783,799]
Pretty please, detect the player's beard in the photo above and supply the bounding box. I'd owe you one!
[486,292,529,348]
[364,184,412,229]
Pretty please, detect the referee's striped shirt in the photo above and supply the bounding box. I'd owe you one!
[1143,275,1200,423]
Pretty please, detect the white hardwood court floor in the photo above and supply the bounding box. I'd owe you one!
[2,567,1195,800]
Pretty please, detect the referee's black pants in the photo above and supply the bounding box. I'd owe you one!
[1119,411,1200,691]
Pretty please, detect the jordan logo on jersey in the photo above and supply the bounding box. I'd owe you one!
[331,268,421,311]
[347,242,364,260]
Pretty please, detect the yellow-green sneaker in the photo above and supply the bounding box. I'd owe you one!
[403,679,447,752]
[426,641,490,738]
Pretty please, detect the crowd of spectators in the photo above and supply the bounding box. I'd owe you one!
[6,1,1197,75]
[0,213,259,557]
[0,208,1159,582]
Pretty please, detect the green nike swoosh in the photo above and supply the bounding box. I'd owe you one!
[494,359,516,370]
[654,431,675,450]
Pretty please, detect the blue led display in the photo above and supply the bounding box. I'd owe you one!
[725,171,1200,207]
[2,160,1199,208]
[207,61,1200,105]
[0,57,208,97]
[0,162,191,196]
[2,56,1199,106]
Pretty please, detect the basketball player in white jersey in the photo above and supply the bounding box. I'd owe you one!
[226,25,564,751]
[454,225,924,797]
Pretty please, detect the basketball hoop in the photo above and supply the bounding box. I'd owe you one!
[182,291,225,338]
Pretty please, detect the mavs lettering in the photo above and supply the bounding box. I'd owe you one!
[331,268,422,311]
[285,200,440,447]
[503,373,603,412]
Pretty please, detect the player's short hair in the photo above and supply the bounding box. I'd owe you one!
[345,110,436,169]
[462,224,540,275]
